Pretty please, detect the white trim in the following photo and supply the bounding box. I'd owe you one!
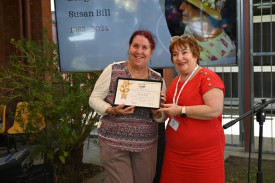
[208,66,275,73]
[253,15,275,23]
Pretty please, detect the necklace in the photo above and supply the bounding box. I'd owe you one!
[173,65,199,104]
[127,61,148,79]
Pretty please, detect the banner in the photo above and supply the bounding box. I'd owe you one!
[54,0,237,72]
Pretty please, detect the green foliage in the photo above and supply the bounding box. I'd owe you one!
[0,36,101,182]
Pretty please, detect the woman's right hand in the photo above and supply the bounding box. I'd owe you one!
[106,104,135,115]
[158,103,181,117]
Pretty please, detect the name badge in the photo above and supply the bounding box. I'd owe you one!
[169,118,179,131]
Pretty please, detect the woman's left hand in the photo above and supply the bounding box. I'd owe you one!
[160,92,166,105]
[151,92,167,118]
[151,109,162,119]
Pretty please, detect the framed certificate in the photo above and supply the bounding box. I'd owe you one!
[113,78,163,109]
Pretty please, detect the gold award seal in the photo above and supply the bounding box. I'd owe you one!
[118,80,131,99]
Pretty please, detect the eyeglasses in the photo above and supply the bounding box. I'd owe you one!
[170,34,194,43]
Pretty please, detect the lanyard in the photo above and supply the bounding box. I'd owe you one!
[173,65,199,104]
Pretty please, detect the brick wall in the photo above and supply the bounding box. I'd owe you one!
[0,0,19,67]
[0,0,52,68]
[31,0,52,41]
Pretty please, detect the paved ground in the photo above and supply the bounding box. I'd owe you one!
[82,137,108,183]
[82,137,275,183]
[1,136,275,183]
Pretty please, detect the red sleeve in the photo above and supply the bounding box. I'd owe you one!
[200,68,225,95]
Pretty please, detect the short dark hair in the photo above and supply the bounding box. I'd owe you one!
[129,30,156,50]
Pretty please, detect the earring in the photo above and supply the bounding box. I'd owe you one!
[150,59,152,65]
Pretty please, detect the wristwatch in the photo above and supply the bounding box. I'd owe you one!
[180,106,187,118]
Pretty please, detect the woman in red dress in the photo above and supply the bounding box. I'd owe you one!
[159,34,225,183]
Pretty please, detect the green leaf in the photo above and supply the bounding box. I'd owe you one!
[72,130,78,140]
[63,151,69,157]
[59,155,65,164]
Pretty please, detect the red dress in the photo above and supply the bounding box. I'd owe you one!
[160,68,225,183]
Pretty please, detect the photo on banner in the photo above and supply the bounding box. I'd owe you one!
[165,0,237,66]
